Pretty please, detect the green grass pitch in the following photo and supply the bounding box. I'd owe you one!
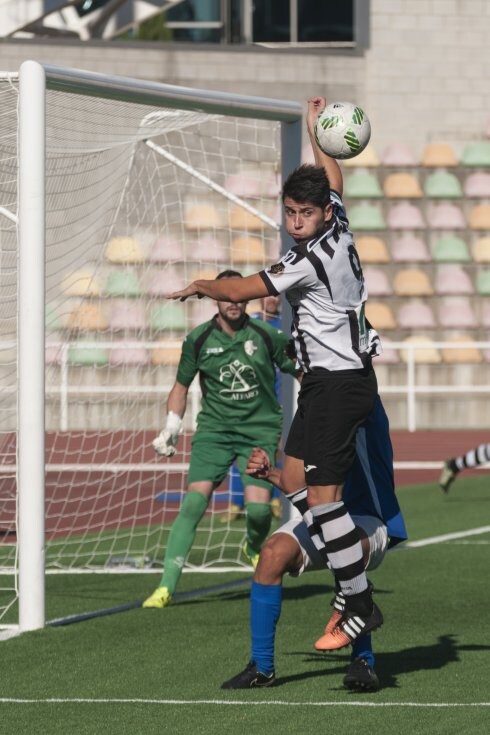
[0,475,489,734]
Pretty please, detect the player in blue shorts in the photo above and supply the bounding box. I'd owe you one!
[221,395,407,691]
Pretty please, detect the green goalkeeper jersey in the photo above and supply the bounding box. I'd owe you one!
[176,314,296,440]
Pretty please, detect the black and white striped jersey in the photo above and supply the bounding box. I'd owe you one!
[259,190,381,372]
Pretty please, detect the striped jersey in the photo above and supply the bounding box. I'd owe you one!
[259,190,381,372]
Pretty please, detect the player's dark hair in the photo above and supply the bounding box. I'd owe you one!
[216,269,243,280]
[281,164,331,209]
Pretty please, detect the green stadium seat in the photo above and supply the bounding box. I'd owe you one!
[461,141,490,167]
[348,203,386,231]
[344,171,382,198]
[67,344,109,366]
[151,303,187,332]
[46,303,64,332]
[431,235,471,263]
[476,270,490,295]
[104,270,142,297]
[423,170,463,198]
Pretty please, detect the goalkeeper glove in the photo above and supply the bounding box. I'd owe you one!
[152,411,183,457]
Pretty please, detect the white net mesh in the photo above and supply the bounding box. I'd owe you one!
[0,77,284,622]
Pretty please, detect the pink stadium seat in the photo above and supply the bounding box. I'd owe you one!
[149,237,185,263]
[480,302,490,327]
[108,301,146,331]
[397,301,436,329]
[391,234,431,262]
[434,265,474,295]
[109,346,150,366]
[225,172,262,198]
[147,267,185,297]
[190,299,218,327]
[463,172,490,198]
[189,236,228,263]
[363,267,393,296]
[437,298,477,328]
[387,203,425,229]
[45,339,63,366]
[381,143,418,167]
[374,343,400,364]
[427,203,466,230]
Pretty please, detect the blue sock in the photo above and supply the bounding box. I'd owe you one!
[250,581,282,676]
[351,633,374,668]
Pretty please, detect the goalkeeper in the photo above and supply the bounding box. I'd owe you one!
[143,269,298,609]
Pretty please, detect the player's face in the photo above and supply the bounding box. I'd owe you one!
[216,276,247,327]
[283,197,333,243]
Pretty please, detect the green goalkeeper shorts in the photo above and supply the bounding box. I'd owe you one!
[187,430,279,490]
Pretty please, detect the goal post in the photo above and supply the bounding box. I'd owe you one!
[8,60,303,633]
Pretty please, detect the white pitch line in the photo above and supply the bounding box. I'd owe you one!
[0,698,488,708]
[401,526,490,549]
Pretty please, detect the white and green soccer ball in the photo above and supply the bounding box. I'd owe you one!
[314,102,371,160]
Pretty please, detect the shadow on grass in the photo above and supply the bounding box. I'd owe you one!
[279,634,490,690]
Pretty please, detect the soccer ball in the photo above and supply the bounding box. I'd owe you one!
[314,102,371,160]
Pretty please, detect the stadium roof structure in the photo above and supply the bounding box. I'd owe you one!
[0,0,185,40]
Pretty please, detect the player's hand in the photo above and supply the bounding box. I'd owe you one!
[245,447,272,479]
[306,96,326,136]
[152,429,178,456]
[168,282,203,301]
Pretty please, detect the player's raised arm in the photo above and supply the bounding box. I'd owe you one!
[169,272,269,302]
[306,96,343,197]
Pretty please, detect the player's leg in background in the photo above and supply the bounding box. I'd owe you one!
[439,442,490,493]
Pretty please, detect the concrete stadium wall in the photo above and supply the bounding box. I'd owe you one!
[0,0,489,153]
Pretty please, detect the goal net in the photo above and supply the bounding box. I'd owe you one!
[0,62,301,631]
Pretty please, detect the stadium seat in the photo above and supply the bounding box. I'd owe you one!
[185,204,221,230]
[150,303,187,332]
[67,303,108,332]
[423,170,462,198]
[461,141,490,167]
[397,301,436,329]
[147,267,185,297]
[431,235,471,263]
[228,205,266,230]
[344,170,382,198]
[363,267,393,296]
[342,145,380,167]
[224,172,262,198]
[105,236,145,264]
[479,302,490,327]
[383,172,422,198]
[108,301,146,331]
[400,336,441,364]
[104,270,142,298]
[427,203,466,229]
[393,269,434,296]
[468,204,490,230]
[463,172,490,197]
[374,342,400,364]
[476,269,490,295]
[231,236,265,264]
[472,236,490,263]
[391,234,431,262]
[45,339,63,366]
[67,344,109,366]
[434,265,474,295]
[151,340,182,366]
[421,143,458,167]
[440,336,482,364]
[149,237,185,263]
[187,236,228,263]
[437,297,476,328]
[194,268,218,281]
[364,302,396,329]
[381,142,418,167]
[348,203,386,230]
[109,346,150,366]
[62,270,102,297]
[355,236,390,263]
[190,299,218,328]
[387,202,425,229]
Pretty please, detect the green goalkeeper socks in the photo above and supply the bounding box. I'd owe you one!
[159,491,209,593]
[245,501,272,556]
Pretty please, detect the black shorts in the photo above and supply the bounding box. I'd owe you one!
[285,366,378,486]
